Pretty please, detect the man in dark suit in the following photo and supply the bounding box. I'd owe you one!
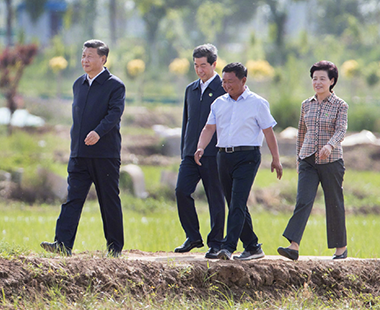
[41,39,125,257]
[174,44,225,259]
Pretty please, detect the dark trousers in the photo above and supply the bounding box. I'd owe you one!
[283,154,347,248]
[176,156,225,248]
[217,149,261,253]
[55,157,124,252]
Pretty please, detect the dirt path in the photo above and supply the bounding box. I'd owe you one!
[1,250,379,306]
[124,250,359,262]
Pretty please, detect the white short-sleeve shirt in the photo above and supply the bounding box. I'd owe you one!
[207,86,277,147]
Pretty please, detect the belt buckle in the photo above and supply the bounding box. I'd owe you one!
[225,146,234,153]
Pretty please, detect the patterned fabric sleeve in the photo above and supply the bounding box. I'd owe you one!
[296,100,307,162]
[328,101,348,148]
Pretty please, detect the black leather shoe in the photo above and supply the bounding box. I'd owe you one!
[333,248,347,260]
[40,241,72,256]
[174,238,204,253]
[205,247,219,259]
[277,246,299,261]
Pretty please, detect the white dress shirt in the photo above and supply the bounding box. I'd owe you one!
[207,86,277,147]
[200,73,217,98]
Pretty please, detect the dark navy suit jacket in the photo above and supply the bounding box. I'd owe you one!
[181,74,226,158]
[70,68,125,159]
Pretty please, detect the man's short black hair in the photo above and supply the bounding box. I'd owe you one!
[193,44,218,65]
[222,62,247,80]
[83,39,109,58]
[310,60,339,91]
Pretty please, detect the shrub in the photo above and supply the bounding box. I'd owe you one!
[348,102,380,132]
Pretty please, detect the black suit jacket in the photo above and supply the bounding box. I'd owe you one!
[181,74,226,158]
[70,68,125,159]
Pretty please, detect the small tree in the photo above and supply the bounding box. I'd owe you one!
[341,59,360,100]
[49,56,68,97]
[127,59,146,104]
[169,58,189,102]
[246,60,275,81]
[0,44,38,135]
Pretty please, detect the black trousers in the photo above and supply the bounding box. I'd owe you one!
[176,156,225,248]
[217,149,261,253]
[55,157,124,252]
[283,154,347,248]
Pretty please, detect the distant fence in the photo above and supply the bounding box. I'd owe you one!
[126,96,180,105]
[0,94,181,106]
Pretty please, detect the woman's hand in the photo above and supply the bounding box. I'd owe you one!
[319,144,333,160]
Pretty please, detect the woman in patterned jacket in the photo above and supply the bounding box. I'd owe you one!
[278,60,348,261]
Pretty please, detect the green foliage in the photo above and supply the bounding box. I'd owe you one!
[196,2,229,42]
[364,62,380,87]
[269,56,307,130]
[0,130,48,172]
[2,289,380,309]
[6,0,380,135]
[0,129,68,203]
[0,240,30,258]
[0,130,68,173]
[271,94,301,130]
[348,102,380,132]
[315,0,363,36]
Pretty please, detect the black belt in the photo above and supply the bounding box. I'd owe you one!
[219,146,260,153]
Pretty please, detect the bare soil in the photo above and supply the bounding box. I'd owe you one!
[1,250,380,306]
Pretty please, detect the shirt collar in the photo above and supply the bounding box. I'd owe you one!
[311,91,336,103]
[228,85,250,101]
[87,67,105,85]
[200,72,217,88]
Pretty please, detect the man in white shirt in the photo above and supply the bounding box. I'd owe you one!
[195,62,282,260]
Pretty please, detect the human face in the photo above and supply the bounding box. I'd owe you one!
[222,71,246,101]
[81,47,106,78]
[312,70,334,100]
[194,57,216,82]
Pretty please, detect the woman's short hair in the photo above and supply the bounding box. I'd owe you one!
[222,62,247,80]
[310,60,338,91]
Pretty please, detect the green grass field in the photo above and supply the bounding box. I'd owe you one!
[2,168,380,309]
[1,166,380,258]
[1,193,380,258]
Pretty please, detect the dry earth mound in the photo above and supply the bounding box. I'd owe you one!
[1,251,380,306]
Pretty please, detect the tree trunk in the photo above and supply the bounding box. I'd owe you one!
[5,0,13,46]
[109,0,117,45]
[267,1,287,65]
[84,0,97,38]
[6,92,16,136]
[143,6,165,67]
